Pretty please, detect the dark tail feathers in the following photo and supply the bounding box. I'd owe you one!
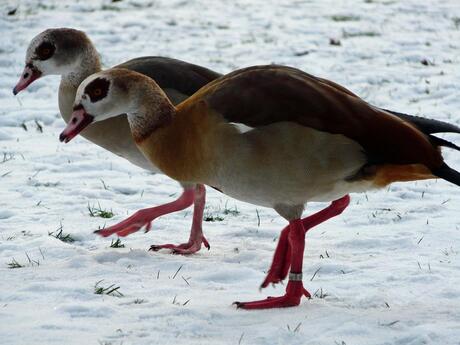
[433,163,460,187]
[383,109,460,135]
[383,108,460,152]
[383,108,460,187]
[428,135,460,151]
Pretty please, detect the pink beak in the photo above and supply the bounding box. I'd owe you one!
[13,64,42,95]
[59,107,94,143]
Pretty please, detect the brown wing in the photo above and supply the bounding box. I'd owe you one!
[116,57,222,98]
[181,65,442,170]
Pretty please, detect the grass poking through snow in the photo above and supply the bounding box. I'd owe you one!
[94,280,123,297]
[88,202,114,219]
[7,258,24,269]
[204,201,241,222]
[109,238,125,248]
[48,224,75,243]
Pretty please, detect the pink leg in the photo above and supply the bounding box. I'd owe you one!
[260,195,351,288]
[149,184,209,254]
[259,225,291,287]
[94,187,196,237]
[234,219,310,309]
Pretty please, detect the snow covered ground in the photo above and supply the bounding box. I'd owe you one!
[1,0,460,344]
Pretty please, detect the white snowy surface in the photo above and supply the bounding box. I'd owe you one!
[1,0,460,344]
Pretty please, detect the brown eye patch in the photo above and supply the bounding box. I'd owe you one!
[35,41,55,61]
[84,78,110,102]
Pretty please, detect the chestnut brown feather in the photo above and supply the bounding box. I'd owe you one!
[115,57,221,97]
[186,65,443,171]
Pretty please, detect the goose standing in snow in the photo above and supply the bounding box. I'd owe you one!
[60,65,460,309]
[13,28,222,254]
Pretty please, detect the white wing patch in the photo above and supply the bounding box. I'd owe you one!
[230,122,254,133]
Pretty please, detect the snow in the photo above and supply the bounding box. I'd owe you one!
[1,0,460,344]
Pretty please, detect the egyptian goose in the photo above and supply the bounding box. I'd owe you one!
[60,65,460,309]
[13,28,222,254]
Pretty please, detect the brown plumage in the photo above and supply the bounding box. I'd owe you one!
[63,64,460,309]
[176,65,448,186]
[16,28,224,255]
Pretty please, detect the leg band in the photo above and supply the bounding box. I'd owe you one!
[288,272,303,281]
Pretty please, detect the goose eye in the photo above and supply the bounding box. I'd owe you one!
[36,42,55,60]
[84,77,110,102]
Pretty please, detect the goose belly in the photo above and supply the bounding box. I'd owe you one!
[210,122,371,208]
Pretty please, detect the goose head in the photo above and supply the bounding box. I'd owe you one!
[13,28,97,95]
[59,68,135,143]
[59,68,174,143]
